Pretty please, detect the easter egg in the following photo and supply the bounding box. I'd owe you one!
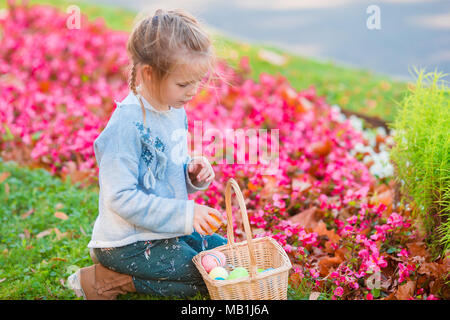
[209,266,228,280]
[227,267,249,280]
[201,250,226,273]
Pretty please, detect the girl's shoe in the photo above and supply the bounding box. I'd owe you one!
[68,264,136,300]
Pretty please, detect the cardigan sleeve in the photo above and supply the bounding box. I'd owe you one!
[97,116,194,235]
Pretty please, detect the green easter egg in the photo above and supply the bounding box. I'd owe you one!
[228,267,249,280]
[209,266,228,280]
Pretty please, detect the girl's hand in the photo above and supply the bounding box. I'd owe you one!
[188,156,215,185]
[193,204,226,235]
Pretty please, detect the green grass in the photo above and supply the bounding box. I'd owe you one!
[0,159,210,299]
[0,159,96,299]
[1,0,411,124]
[389,69,450,258]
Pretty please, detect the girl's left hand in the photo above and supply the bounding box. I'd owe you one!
[188,156,215,184]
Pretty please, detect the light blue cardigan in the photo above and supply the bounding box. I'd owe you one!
[87,91,209,248]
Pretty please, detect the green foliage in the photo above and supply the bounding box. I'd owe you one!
[389,69,450,257]
[0,159,97,299]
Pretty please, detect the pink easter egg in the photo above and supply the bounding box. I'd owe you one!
[201,250,226,273]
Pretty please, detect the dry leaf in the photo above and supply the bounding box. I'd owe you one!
[406,241,431,262]
[291,178,312,193]
[395,280,416,300]
[418,262,445,278]
[50,257,67,262]
[318,256,343,276]
[0,278,6,283]
[311,139,333,157]
[54,211,69,220]
[53,228,68,240]
[36,228,53,239]
[288,207,320,231]
[289,272,302,289]
[55,203,65,210]
[21,208,35,219]
[314,221,341,244]
[370,190,393,218]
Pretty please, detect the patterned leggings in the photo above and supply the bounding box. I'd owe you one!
[93,231,227,299]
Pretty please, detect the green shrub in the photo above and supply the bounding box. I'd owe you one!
[389,69,450,258]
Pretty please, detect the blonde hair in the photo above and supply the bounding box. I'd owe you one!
[127,8,218,125]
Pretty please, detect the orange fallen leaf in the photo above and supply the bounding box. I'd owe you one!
[396,280,416,300]
[289,272,302,289]
[370,189,393,208]
[36,228,53,239]
[54,211,69,220]
[311,139,333,157]
[50,257,67,262]
[288,207,320,232]
[318,256,343,276]
[406,241,431,262]
[0,171,10,184]
[314,221,341,244]
[418,262,445,278]
[298,97,314,113]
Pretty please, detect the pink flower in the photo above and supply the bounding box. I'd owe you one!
[272,193,286,209]
[366,293,374,300]
[318,194,328,210]
[333,286,344,297]
[397,248,409,259]
[310,269,319,279]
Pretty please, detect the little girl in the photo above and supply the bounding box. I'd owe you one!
[68,8,227,300]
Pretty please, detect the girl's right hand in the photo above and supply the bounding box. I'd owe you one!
[193,204,226,235]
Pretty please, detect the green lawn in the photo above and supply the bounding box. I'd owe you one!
[1,0,410,124]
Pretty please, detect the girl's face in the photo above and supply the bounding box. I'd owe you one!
[141,63,208,111]
[161,66,207,108]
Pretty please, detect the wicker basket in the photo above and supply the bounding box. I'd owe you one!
[192,178,292,300]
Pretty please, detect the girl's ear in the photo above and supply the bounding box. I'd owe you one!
[141,65,153,83]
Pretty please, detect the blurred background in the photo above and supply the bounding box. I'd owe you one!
[91,0,450,81]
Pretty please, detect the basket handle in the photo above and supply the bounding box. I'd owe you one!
[225,178,257,278]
